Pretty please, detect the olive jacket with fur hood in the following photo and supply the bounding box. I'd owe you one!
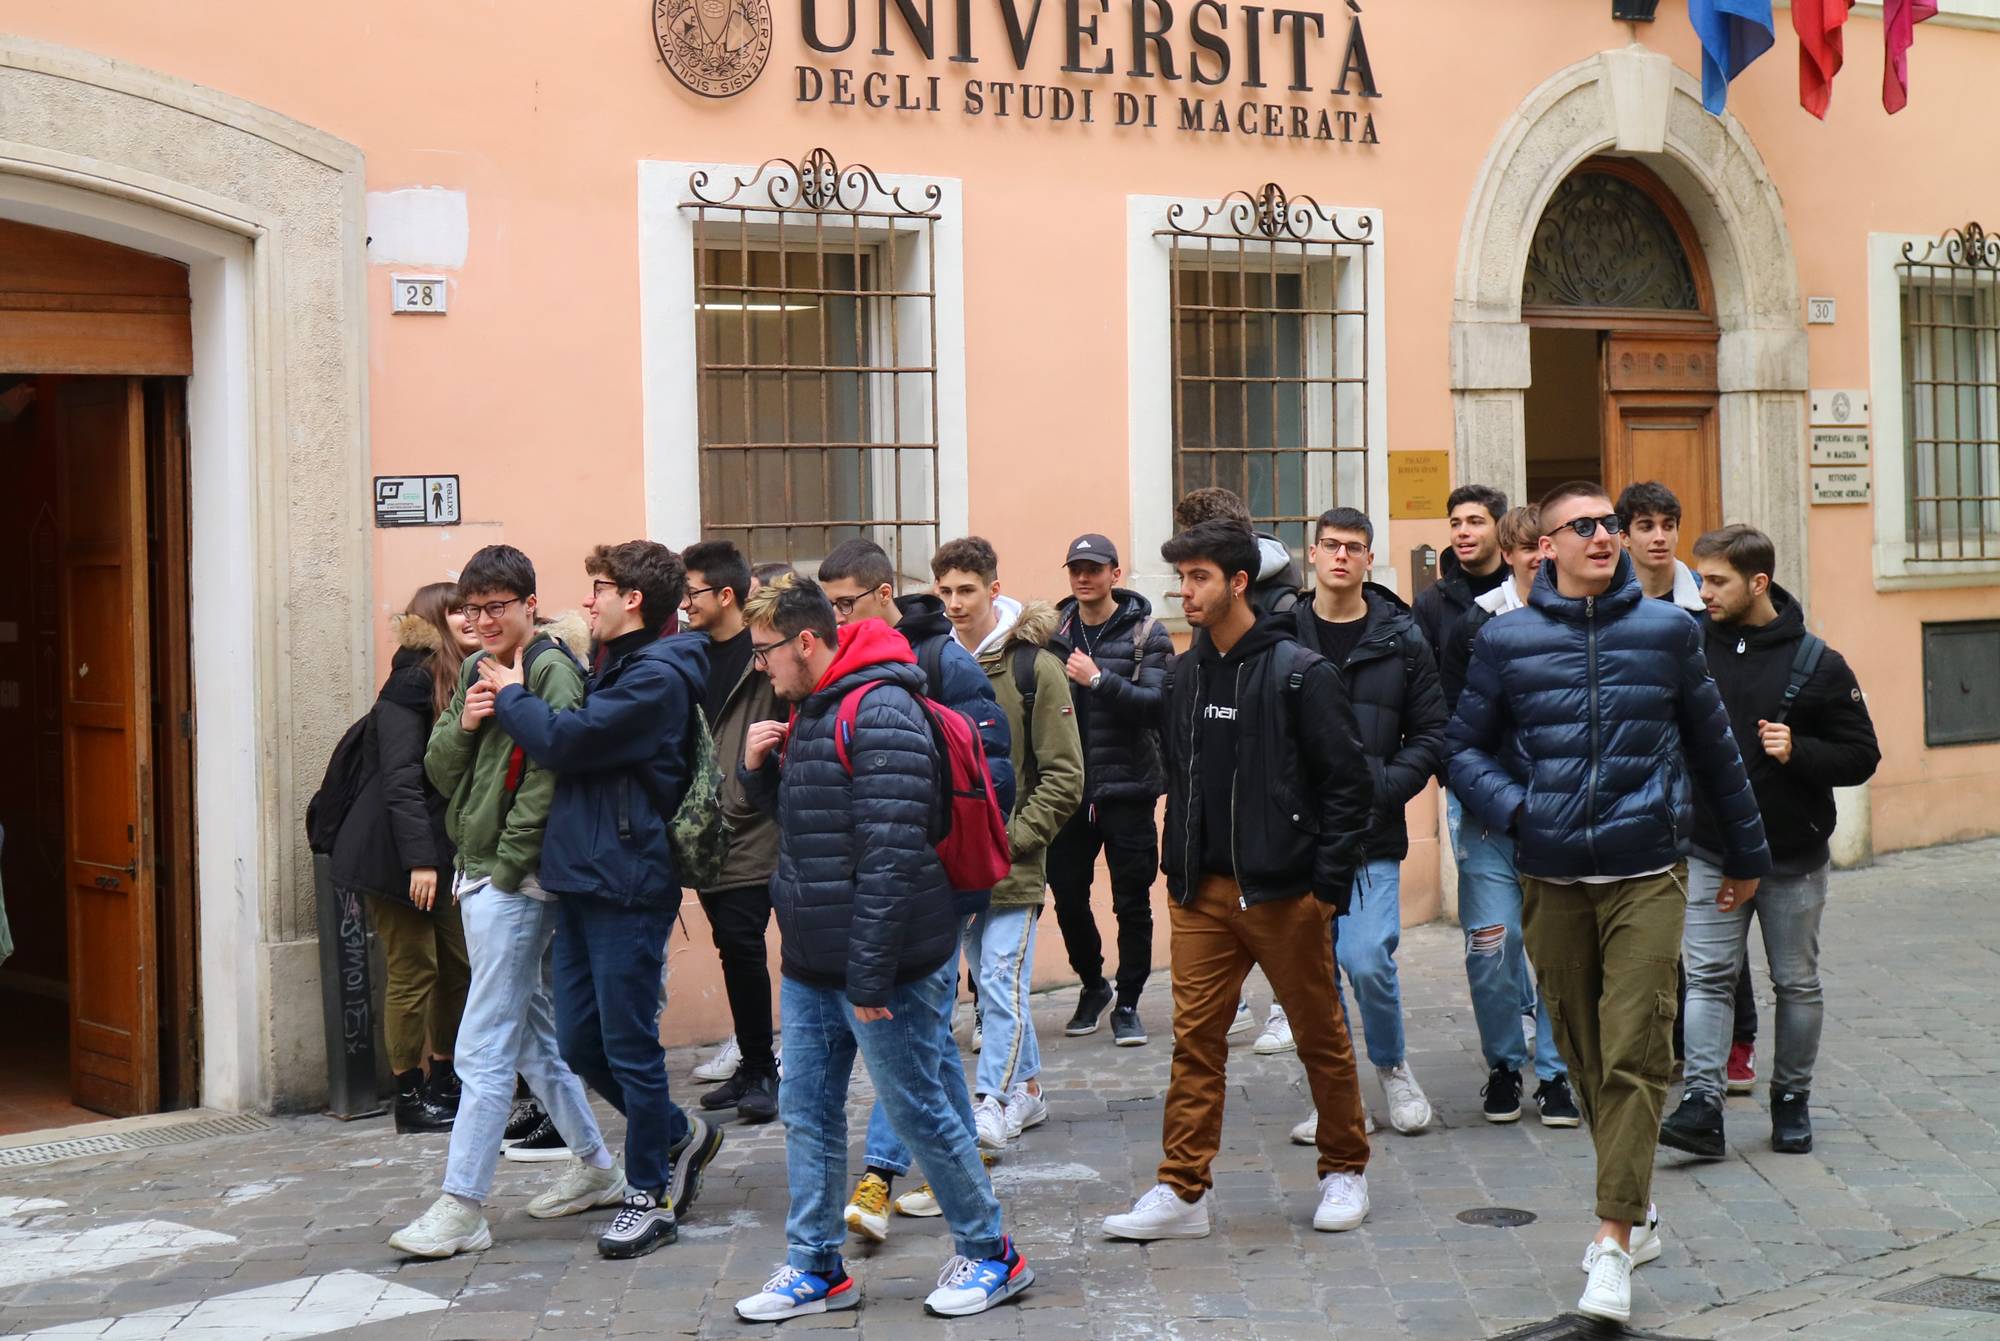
[973,597,1085,910]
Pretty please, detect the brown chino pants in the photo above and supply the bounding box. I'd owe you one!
[1521,865,1687,1226]
[373,893,471,1075]
[1159,875,1371,1200]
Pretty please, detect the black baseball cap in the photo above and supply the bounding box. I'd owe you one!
[1063,534,1119,568]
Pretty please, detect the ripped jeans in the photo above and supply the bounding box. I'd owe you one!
[1448,794,1565,1082]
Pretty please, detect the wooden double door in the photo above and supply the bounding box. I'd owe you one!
[1601,331,1721,559]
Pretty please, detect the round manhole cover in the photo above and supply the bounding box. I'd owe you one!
[1457,1207,1537,1228]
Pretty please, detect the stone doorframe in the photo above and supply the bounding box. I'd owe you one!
[1450,46,1810,601]
[0,36,369,1108]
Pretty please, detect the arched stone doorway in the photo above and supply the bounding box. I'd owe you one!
[1450,46,1810,597]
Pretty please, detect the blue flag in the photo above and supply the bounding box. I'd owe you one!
[1689,0,1776,114]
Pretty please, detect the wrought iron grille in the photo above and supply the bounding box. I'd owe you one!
[685,149,942,579]
[1522,172,1700,312]
[1899,223,2000,562]
[1162,184,1373,562]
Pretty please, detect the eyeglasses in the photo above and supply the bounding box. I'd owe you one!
[750,632,804,668]
[590,579,623,599]
[1557,514,1625,540]
[1316,540,1370,557]
[681,585,714,604]
[458,597,524,621]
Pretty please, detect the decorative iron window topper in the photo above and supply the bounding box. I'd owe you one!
[1897,222,2000,563]
[684,150,942,578]
[1522,172,1701,312]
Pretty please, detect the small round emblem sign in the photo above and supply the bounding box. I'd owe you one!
[654,0,773,99]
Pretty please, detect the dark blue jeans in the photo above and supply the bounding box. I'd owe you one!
[553,895,689,1196]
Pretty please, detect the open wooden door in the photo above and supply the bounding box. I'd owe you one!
[55,377,159,1117]
[1602,333,1722,562]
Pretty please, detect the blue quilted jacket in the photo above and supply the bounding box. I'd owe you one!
[1446,555,1771,882]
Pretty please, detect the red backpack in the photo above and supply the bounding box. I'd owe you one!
[831,681,1011,892]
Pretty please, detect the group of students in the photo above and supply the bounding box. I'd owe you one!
[325,471,1878,1330]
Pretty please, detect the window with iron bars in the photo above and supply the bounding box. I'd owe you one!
[1898,223,2000,562]
[1163,184,1373,563]
[686,150,942,581]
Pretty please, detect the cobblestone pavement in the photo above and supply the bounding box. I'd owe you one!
[6,839,2000,1339]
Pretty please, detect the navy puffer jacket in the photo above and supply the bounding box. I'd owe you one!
[1447,555,1771,882]
[742,619,957,1008]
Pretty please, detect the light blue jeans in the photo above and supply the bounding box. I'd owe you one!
[1334,859,1407,1070]
[965,905,1040,1099]
[863,941,977,1177]
[780,969,1004,1273]
[1448,794,1565,1082]
[1683,856,1827,1099]
[442,882,607,1203]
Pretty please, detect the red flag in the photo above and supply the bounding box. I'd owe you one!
[1794,0,1850,118]
[1883,0,1939,114]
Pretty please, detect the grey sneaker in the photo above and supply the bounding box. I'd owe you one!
[597,1189,676,1260]
[527,1158,628,1219]
[1110,1005,1148,1046]
[668,1116,725,1218]
[389,1194,491,1258]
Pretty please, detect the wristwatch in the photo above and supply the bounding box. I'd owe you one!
[1088,672,1104,689]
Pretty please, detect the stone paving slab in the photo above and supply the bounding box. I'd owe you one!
[5,838,2000,1337]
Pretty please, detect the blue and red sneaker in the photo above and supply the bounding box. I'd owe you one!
[923,1237,1035,1317]
[735,1264,859,1322]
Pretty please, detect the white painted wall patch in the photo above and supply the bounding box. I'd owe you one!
[366,188,469,268]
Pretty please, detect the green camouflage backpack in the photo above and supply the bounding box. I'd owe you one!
[670,709,732,889]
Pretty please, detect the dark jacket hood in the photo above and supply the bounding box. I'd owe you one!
[1706,583,1806,653]
[1197,614,1295,669]
[1528,551,1645,624]
[893,592,953,645]
[619,628,711,692]
[1054,587,1158,635]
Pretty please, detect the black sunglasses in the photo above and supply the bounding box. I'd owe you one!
[1558,513,1625,540]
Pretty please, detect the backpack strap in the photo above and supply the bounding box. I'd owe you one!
[832,680,890,774]
[1772,633,1826,725]
[1012,642,1040,783]
[1129,616,1160,681]
[917,636,947,701]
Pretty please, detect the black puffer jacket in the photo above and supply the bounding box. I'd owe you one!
[1292,585,1447,861]
[742,619,957,1008]
[1415,549,1504,711]
[1693,588,1880,874]
[1048,590,1174,802]
[331,634,453,908]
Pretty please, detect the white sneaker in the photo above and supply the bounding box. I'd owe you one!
[1288,1109,1376,1145]
[1312,1172,1370,1232]
[1379,1062,1433,1134]
[1227,998,1255,1037]
[1577,1240,1633,1323]
[388,1194,492,1258]
[974,1095,1010,1150]
[1253,1005,1296,1055]
[1103,1184,1212,1241]
[526,1159,628,1219]
[894,1184,942,1218]
[693,1035,741,1084]
[1581,1205,1662,1272]
[1003,1085,1048,1138]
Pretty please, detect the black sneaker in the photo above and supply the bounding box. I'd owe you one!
[393,1068,454,1134]
[503,1114,571,1163]
[669,1115,725,1217]
[1110,1006,1148,1047]
[1481,1065,1523,1123]
[700,1068,753,1112]
[597,1189,677,1259]
[424,1063,462,1122]
[736,1071,779,1125]
[1536,1075,1581,1128]
[1659,1091,1727,1159]
[1770,1089,1813,1153]
[1064,981,1115,1037]
[504,1096,547,1144]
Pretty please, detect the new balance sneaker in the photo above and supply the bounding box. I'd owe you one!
[1289,1109,1374,1145]
[1727,1040,1757,1095]
[1482,1065,1524,1123]
[924,1239,1034,1317]
[668,1116,725,1217]
[1577,1240,1633,1323]
[844,1172,891,1243]
[502,1114,570,1162]
[1064,981,1115,1036]
[735,1265,857,1322]
[895,1153,996,1217]
[1581,1205,1661,1273]
[1536,1074,1582,1128]
[502,1095,546,1145]
[598,1189,676,1260]
[526,1158,627,1219]
[694,1035,742,1084]
[389,1195,491,1258]
[1111,1005,1148,1046]
[1771,1088,1813,1153]
[974,1094,1010,1151]
[1380,1062,1433,1134]
[1003,1085,1048,1138]
[1253,1004,1296,1055]
[1103,1184,1211,1240]
[1312,1172,1369,1232]
[1658,1091,1727,1159]
[1227,997,1255,1037]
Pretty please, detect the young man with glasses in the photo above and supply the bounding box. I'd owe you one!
[474,541,724,1260]
[679,540,784,1123]
[393,545,621,1260]
[1448,483,1770,1326]
[732,578,1033,1323]
[816,538,1013,1240]
[1282,508,1446,1143]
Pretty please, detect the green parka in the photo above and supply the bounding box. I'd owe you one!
[976,599,1084,909]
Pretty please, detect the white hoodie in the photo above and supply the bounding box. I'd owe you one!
[971,593,1024,658]
[1474,573,1532,617]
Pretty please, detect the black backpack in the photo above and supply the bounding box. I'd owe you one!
[306,714,373,855]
